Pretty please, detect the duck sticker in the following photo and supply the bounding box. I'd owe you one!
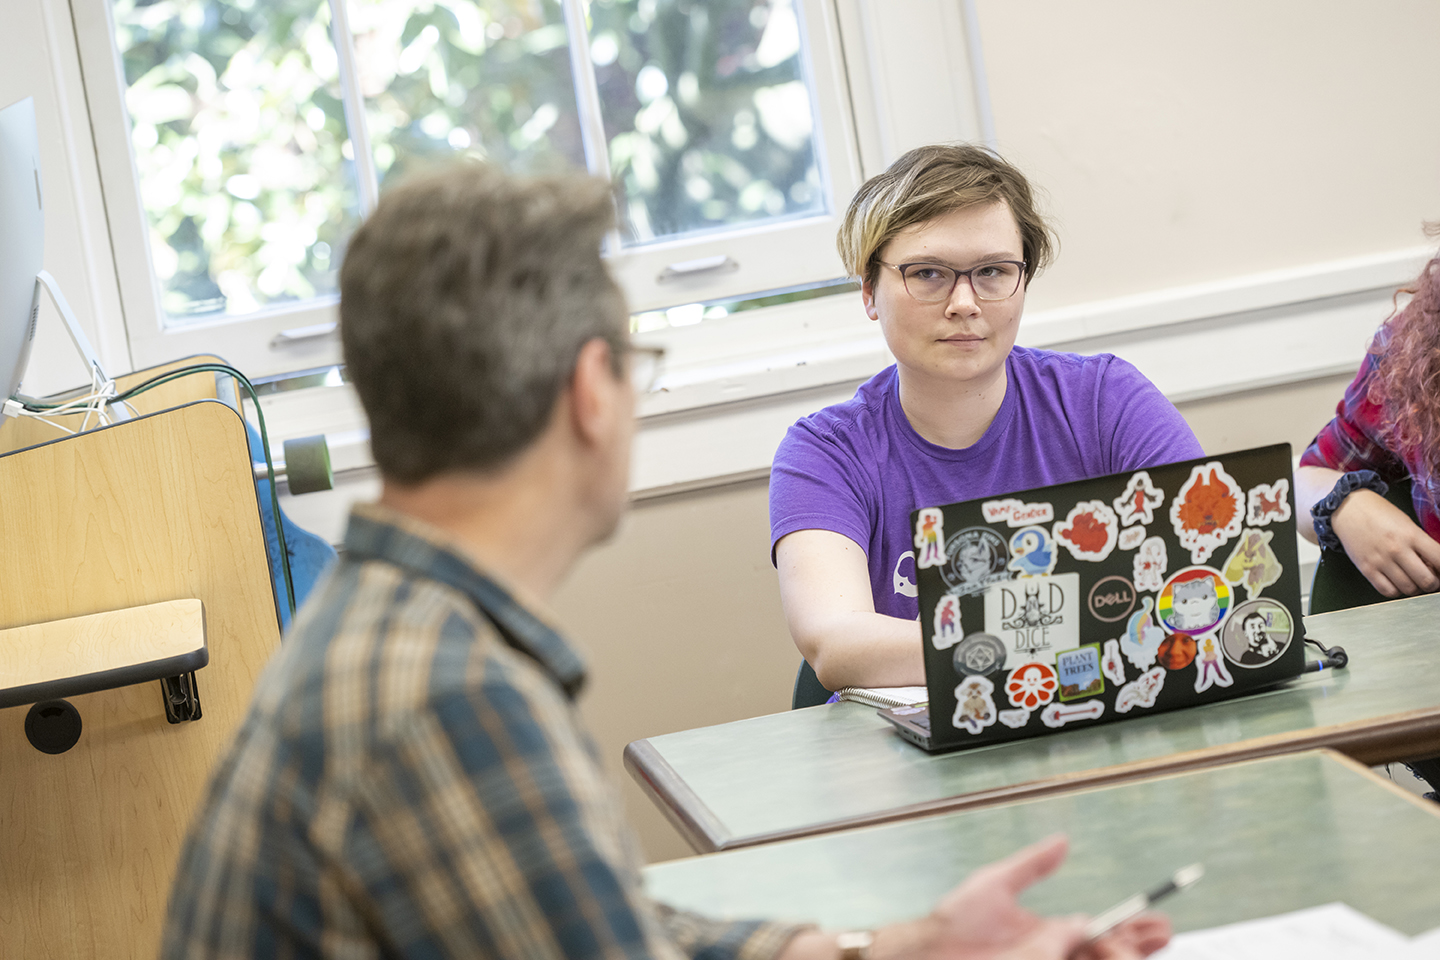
[952,675,998,734]
[1115,666,1166,713]
[1120,596,1166,671]
[1246,479,1293,527]
[1221,528,1284,601]
[1008,526,1058,577]
[1114,471,1164,526]
[1133,536,1168,593]
[1157,567,1232,636]
[1193,634,1235,693]
[1053,500,1119,562]
[1170,462,1245,564]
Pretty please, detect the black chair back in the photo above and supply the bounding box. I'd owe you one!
[1308,476,1416,616]
[791,659,833,709]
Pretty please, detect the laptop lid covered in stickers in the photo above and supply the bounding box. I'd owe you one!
[909,443,1304,750]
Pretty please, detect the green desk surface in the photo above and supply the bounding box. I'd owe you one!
[644,751,1440,936]
[627,592,1440,852]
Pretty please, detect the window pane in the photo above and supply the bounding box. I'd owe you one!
[112,0,363,323]
[345,0,586,186]
[588,0,827,246]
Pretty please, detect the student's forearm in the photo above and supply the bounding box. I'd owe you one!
[794,612,924,689]
[1294,465,1342,543]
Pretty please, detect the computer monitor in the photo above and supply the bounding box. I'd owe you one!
[0,96,45,403]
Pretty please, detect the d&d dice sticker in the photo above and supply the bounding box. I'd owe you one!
[1115,666,1166,713]
[1170,462,1244,564]
[952,632,1007,677]
[952,674,998,735]
[1040,700,1105,728]
[1246,479,1293,527]
[985,573,1080,667]
[1114,471,1164,526]
[1053,500,1119,562]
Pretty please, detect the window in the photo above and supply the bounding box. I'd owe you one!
[88,0,864,377]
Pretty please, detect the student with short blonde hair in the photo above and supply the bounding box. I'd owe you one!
[772,144,1203,692]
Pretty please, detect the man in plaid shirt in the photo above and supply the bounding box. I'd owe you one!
[161,164,1167,960]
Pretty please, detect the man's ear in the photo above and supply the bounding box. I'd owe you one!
[568,338,625,447]
[861,275,880,321]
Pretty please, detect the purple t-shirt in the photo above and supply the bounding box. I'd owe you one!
[769,347,1204,620]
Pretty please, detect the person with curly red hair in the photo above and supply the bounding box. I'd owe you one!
[1297,245,1440,597]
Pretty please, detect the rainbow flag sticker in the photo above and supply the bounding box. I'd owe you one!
[1157,566,1232,635]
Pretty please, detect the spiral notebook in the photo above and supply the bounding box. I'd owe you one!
[882,444,1306,753]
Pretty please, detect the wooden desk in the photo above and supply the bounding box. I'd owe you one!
[627,593,1440,852]
[0,400,282,959]
[644,750,1440,936]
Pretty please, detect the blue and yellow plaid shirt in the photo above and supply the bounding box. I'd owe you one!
[163,503,803,959]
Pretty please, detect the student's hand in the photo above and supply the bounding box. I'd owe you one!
[777,836,1170,960]
[892,835,1170,959]
[1331,489,1440,597]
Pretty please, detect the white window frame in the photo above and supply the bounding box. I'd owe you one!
[70,0,984,384]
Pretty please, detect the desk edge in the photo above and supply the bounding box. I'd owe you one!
[624,739,733,854]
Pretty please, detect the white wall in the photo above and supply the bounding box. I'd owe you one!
[976,0,1440,310]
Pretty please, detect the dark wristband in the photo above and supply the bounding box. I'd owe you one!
[1311,469,1389,552]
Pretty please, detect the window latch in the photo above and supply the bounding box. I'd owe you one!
[657,255,738,283]
[271,322,338,348]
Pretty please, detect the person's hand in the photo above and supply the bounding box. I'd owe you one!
[886,835,1171,959]
[1331,489,1440,597]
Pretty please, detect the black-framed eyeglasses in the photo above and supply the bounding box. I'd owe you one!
[876,259,1027,303]
[629,344,666,394]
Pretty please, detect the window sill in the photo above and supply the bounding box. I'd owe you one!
[254,244,1433,545]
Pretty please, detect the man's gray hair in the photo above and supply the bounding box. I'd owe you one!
[341,162,629,484]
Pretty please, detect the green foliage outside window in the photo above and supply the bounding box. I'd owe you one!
[113,0,826,326]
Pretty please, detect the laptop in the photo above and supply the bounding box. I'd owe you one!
[882,443,1306,752]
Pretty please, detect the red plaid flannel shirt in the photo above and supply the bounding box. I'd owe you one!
[1299,347,1440,541]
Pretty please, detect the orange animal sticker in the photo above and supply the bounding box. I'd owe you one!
[1053,500,1119,562]
[1169,462,1245,564]
[1246,479,1293,527]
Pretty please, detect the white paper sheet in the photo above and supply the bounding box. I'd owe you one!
[1152,903,1425,960]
